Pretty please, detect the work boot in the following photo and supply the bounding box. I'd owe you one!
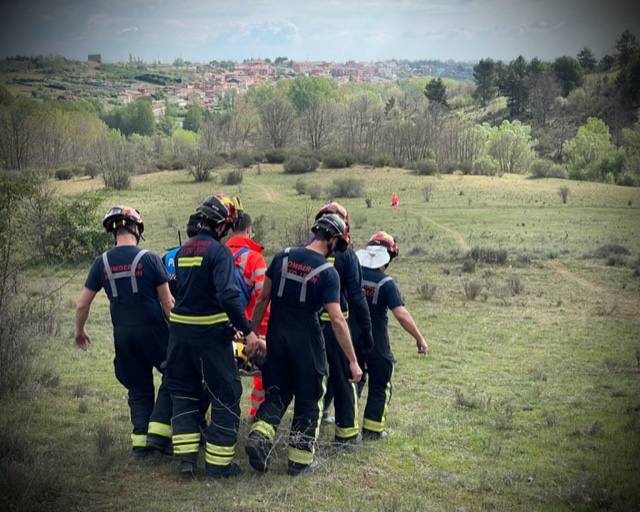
[131,447,148,461]
[321,411,335,425]
[335,432,362,448]
[206,462,242,480]
[287,458,320,476]
[362,429,388,441]
[245,431,272,473]
[179,460,196,479]
[147,437,173,456]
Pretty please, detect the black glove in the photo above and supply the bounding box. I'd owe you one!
[360,329,374,354]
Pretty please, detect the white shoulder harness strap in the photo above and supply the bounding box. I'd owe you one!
[102,249,148,298]
[362,276,393,305]
[277,247,334,303]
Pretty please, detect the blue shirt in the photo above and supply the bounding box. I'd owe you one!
[85,246,168,327]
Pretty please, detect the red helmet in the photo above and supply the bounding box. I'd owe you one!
[316,202,349,228]
[367,231,399,259]
[103,206,144,238]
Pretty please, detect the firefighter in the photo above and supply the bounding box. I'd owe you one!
[74,206,175,459]
[314,203,373,444]
[226,209,270,419]
[354,232,428,440]
[245,214,363,476]
[163,195,263,480]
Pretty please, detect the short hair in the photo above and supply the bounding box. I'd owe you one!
[233,212,252,232]
[312,227,331,242]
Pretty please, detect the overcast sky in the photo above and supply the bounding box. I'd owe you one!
[1,0,638,63]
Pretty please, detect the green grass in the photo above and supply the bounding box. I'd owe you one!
[5,164,640,511]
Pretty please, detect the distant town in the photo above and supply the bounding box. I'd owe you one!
[1,55,474,119]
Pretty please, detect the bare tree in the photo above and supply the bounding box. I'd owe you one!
[0,99,36,170]
[300,98,338,151]
[528,71,561,127]
[259,96,296,148]
[93,130,135,190]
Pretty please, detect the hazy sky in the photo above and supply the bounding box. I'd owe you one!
[1,0,638,63]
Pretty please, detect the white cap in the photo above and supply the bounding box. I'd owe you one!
[356,245,390,269]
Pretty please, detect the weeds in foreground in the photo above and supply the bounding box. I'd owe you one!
[463,280,483,300]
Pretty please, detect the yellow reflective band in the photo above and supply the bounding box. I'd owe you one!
[335,425,360,439]
[320,310,349,322]
[251,420,276,441]
[288,446,314,465]
[363,417,385,432]
[173,443,200,455]
[169,311,229,326]
[173,432,201,444]
[205,453,232,466]
[313,375,328,443]
[205,443,235,456]
[177,256,203,267]
[131,434,148,447]
[148,422,172,438]
[327,256,335,265]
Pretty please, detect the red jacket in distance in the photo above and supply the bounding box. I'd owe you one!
[226,235,270,337]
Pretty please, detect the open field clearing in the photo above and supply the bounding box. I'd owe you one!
[5,164,640,512]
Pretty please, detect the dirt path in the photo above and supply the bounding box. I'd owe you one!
[544,260,604,293]
[418,213,470,251]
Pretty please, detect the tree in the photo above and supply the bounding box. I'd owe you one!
[577,47,597,72]
[183,104,203,133]
[527,57,545,77]
[528,71,561,126]
[486,120,536,174]
[287,76,336,113]
[563,117,617,180]
[258,96,296,148]
[0,97,37,170]
[132,99,155,136]
[616,46,640,108]
[94,129,135,190]
[0,85,13,107]
[473,58,498,106]
[300,98,339,151]
[615,29,638,67]
[599,54,615,72]
[424,78,448,108]
[552,56,584,96]
[504,56,529,117]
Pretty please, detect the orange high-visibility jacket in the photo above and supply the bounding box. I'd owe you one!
[226,235,270,336]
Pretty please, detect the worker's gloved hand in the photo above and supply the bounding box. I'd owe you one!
[360,329,374,354]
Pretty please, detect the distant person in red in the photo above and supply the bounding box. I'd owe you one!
[391,193,399,209]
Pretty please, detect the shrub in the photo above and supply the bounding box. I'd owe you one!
[322,151,354,169]
[232,150,255,168]
[617,173,640,187]
[591,244,630,258]
[470,246,508,265]
[461,258,476,273]
[391,157,406,168]
[372,153,392,168]
[463,280,483,300]
[409,159,438,176]
[422,184,434,202]
[558,186,570,204]
[472,157,499,176]
[329,177,366,198]
[309,185,325,200]
[265,149,287,163]
[84,162,99,178]
[606,254,627,267]
[507,276,524,295]
[459,160,473,175]
[283,156,319,174]
[365,196,373,208]
[54,167,73,180]
[221,168,244,185]
[294,178,308,195]
[531,159,569,179]
[417,282,437,301]
[188,148,222,182]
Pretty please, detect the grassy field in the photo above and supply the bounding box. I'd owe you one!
[4,164,640,512]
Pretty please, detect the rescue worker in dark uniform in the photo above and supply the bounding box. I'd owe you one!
[314,203,373,444]
[164,195,263,479]
[75,206,175,459]
[354,232,428,440]
[245,214,363,476]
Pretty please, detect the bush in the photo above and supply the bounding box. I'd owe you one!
[507,276,524,295]
[372,153,392,168]
[188,148,223,182]
[417,282,437,301]
[459,160,473,175]
[606,254,627,267]
[558,186,570,204]
[391,157,406,168]
[232,150,255,168]
[294,178,308,195]
[617,173,640,187]
[84,162,99,178]
[592,244,630,258]
[54,167,73,180]
[221,168,244,185]
[472,157,499,176]
[461,258,476,273]
[323,151,354,169]
[409,159,438,176]
[283,156,319,174]
[265,149,287,164]
[422,185,434,202]
[463,280,483,300]
[329,177,366,198]
[531,159,569,179]
[470,246,508,265]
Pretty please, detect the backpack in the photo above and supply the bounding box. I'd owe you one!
[233,247,253,310]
